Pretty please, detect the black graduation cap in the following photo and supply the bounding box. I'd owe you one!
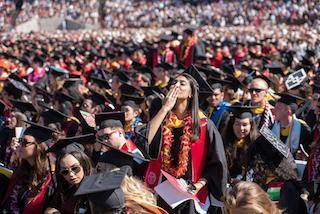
[119,83,142,96]
[265,61,285,75]
[89,76,111,89]
[63,78,83,89]
[41,106,68,125]
[34,86,53,103]
[7,77,31,94]
[23,120,60,143]
[97,140,149,165]
[183,25,197,35]
[228,105,258,119]
[74,166,132,211]
[121,95,144,110]
[47,65,68,76]
[207,77,232,89]
[275,93,305,112]
[141,86,165,97]
[95,111,125,130]
[46,133,96,154]
[155,62,174,71]
[220,62,235,76]
[54,91,76,104]
[181,65,213,95]
[131,60,142,69]
[10,100,37,113]
[113,69,131,83]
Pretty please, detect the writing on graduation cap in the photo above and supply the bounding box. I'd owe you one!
[285,68,307,90]
[259,125,290,158]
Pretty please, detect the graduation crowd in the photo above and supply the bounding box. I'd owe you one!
[0,25,319,214]
[1,0,320,31]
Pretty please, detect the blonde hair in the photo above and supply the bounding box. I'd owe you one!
[223,181,282,214]
[121,175,157,214]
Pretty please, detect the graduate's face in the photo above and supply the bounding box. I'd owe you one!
[19,135,36,160]
[233,118,251,139]
[121,105,138,122]
[249,79,268,105]
[172,75,192,100]
[81,99,94,114]
[97,127,123,148]
[209,88,224,107]
[59,154,84,186]
[274,102,291,121]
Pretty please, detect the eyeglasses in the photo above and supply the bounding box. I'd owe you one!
[98,130,118,142]
[248,88,266,93]
[20,139,35,147]
[60,165,82,176]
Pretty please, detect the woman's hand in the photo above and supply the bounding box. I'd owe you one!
[162,85,179,113]
[10,137,20,152]
[187,179,207,195]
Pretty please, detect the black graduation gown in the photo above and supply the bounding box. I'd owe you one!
[136,118,228,214]
[0,128,13,164]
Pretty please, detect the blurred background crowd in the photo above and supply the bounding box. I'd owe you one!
[1,0,319,31]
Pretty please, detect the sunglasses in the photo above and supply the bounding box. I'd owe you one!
[249,88,266,93]
[60,165,82,176]
[20,139,35,147]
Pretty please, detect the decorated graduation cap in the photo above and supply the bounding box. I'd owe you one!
[275,92,305,113]
[46,133,95,155]
[254,125,298,180]
[228,105,258,119]
[95,111,125,130]
[74,166,132,211]
[23,120,60,143]
[10,100,37,113]
[181,65,213,98]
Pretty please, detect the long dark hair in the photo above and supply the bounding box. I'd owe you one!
[178,73,201,141]
[15,141,49,190]
[221,115,259,146]
[54,151,93,200]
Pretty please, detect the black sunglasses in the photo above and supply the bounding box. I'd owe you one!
[249,88,266,93]
[60,165,82,176]
[20,139,35,147]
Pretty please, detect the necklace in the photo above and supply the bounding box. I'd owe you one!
[162,112,193,178]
